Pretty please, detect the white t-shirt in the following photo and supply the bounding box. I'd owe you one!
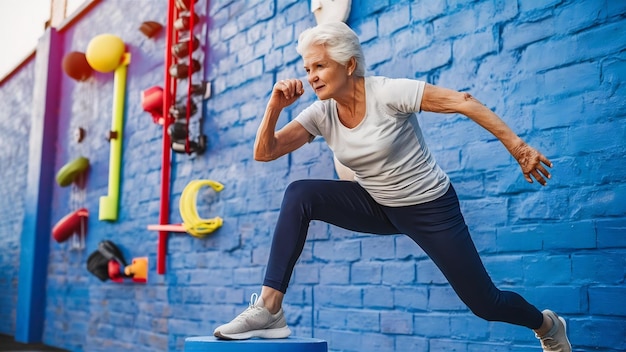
[295,76,450,207]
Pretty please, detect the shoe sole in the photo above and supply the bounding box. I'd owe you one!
[214,326,292,340]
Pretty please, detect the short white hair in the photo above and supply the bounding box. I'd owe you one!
[296,22,366,77]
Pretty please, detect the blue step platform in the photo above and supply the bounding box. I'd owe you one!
[184,336,328,352]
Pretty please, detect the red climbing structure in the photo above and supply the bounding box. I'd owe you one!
[157,0,207,274]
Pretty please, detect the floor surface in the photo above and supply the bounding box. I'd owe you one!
[0,335,68,352]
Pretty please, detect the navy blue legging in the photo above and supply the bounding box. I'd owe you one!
[263,179,544,329]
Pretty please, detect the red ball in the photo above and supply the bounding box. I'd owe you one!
[62,51,93,81]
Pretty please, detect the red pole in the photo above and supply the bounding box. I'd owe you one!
[158,0,177,275]
[185,0,195,154]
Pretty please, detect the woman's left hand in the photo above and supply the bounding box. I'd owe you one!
[511,142,553,186]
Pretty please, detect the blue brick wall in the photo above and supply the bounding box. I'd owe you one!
[0,0,624,351]
[0,58,35,336]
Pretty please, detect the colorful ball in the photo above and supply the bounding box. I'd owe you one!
[85,34,125,73]
[62,51,93,81]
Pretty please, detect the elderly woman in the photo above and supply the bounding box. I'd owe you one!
[213,22,571,351]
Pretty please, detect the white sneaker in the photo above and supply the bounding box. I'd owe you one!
[213,293,291,340]
[536,310,572,352]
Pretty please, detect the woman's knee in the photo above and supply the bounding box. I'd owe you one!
[285,180,313,197]
[469,304,501,322]
[465,289,518,322]
[457,287,504,322]
[282,180,318,207]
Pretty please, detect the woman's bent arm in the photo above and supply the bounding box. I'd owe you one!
[254,79,310,162]
[254,116,311,162]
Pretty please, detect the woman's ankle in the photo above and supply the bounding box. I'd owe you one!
[534,311,554,336]
[260,286,284,314]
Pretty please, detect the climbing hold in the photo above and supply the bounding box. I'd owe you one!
[62,51,93,81]
[55,156,90,187]
[85,34,126,73]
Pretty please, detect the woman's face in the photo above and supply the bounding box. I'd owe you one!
[302,44,350,100]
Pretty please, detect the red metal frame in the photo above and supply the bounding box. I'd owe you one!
[157,0,200,274]
[157,0,177,275]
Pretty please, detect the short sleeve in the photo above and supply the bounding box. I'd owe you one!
[294,101,326,141]
[376,77,426,114]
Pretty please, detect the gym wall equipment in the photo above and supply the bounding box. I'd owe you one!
[124,257,148,283]
[85,34,126,73]
[62,51,93,81]
[141,86,165,124]
[83,34,131,221]
[139,21,163,38]
[55,156,90,187]
[171,36,200,59]
[52,208,88,243]
[87,240,127,282]
[174,12,199,31]
[155,0,209,274]
[179,180,224,237]
[168,59,201,79]
[171,136,206,154]
[98,52,131,221]
[147,179,223,237]
[86,241,146,284]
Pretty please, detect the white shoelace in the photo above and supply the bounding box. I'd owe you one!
[249,293,259,307]
[233,293,264,322]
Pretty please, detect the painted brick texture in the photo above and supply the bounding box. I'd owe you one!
[0,0,624,351]
[0,58,36,336]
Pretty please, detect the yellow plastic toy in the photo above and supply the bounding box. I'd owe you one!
[124,257,148,283]
[85,34,126,73]
[179,180,224,237]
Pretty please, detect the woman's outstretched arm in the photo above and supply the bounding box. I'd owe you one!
[421,83,552,185]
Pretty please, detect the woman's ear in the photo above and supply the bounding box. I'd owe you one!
[347,57,357,76]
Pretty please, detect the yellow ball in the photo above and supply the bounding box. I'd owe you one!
[85,34,125,73]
